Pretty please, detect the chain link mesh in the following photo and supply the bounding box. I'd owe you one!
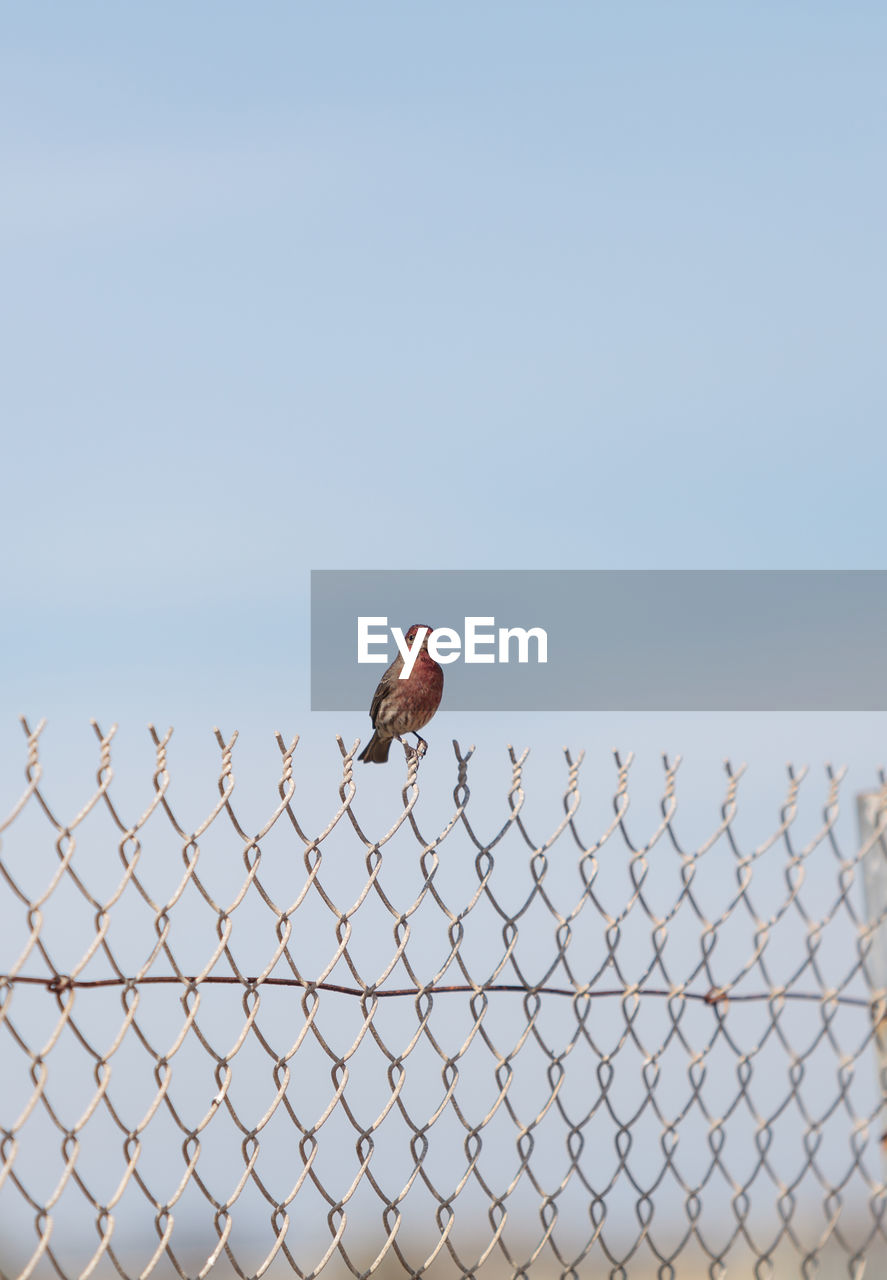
[1,718,886,1279]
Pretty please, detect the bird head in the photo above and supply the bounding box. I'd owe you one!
[405,624,434,649]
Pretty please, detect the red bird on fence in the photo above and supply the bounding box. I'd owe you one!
[358,624,444,763]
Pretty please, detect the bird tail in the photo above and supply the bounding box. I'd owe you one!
[358,731,392,763]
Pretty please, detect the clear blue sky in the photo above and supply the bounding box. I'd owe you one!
[2,0,885,735]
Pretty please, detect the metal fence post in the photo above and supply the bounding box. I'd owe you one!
[858,789,887,1161]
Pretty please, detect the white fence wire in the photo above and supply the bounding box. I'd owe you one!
[1,718,886,1279]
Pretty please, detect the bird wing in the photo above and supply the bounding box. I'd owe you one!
[368,660,399,727]
[368,678,387,726]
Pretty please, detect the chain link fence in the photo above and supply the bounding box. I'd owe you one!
[1,718,886,1279]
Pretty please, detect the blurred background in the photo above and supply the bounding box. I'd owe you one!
[2,2,886,1275]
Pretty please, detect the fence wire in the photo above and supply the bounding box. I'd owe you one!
[1,718,887,1280]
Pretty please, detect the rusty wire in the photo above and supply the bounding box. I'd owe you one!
[1,717,886,1279]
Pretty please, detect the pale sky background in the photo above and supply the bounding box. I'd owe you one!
[2,4,887,1272]
[2,0,886,731]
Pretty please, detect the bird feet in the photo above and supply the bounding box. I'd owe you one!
[396,733,429,760]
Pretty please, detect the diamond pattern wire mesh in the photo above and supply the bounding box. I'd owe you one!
[1,717,887,1279]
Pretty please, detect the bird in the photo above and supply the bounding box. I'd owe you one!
[358,623,444,763]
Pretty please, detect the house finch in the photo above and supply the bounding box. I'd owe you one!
[358,623,444,763]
